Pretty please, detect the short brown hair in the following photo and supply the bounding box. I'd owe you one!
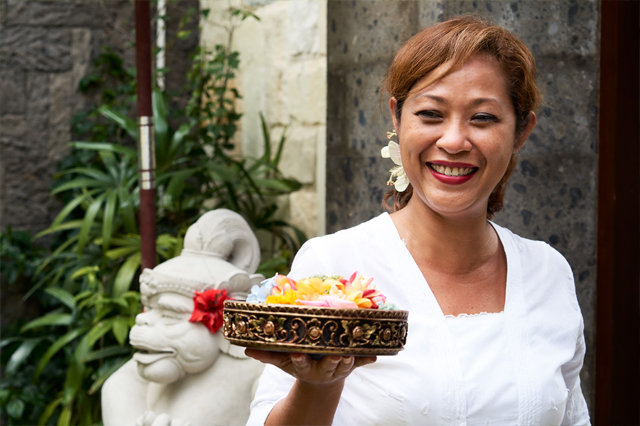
[383,15,541,218]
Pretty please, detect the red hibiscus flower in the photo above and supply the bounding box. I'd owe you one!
[188,289,231,333]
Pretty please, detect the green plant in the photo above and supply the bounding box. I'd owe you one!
[1,5,306,425]
[0,227,45,286]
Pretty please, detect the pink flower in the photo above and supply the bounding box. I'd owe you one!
[297,295,358,309]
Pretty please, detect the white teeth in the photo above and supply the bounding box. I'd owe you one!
[430,164,475,177]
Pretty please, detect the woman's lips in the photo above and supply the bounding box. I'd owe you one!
[427,162,478,185]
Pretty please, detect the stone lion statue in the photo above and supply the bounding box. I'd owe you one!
[102,209,265,426]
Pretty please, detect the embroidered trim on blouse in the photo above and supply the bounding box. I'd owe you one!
[444,311,505,320]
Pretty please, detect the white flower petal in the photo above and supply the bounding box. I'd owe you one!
[381,146,390,158]
[388,141,402,166]
[394,173,410,192]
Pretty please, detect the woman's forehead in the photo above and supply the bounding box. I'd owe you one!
[408,55,507,99]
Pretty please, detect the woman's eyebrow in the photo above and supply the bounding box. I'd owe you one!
[470,98,500,107]
[415,94,446,103]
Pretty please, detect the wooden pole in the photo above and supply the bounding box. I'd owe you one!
[595,0,640,423]
[135,0,156,270]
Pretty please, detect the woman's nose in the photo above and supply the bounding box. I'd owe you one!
[436,122,472,154]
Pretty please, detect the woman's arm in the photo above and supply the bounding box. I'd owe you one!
[246,350,376,425]
[561,321,590,426]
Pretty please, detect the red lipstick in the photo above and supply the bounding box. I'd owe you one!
[427,161,478,185]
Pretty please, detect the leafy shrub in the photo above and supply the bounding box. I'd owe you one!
[0,5,305,425]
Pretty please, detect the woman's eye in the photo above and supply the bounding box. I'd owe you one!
[472,113,498,123]
[417,110,441,120]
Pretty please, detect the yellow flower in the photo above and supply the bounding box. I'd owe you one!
[296,277,332,297]
[266,289,298,305]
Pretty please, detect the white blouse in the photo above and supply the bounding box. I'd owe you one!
[247,213,590,426]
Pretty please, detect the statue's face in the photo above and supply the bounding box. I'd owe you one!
[130,291,219,384]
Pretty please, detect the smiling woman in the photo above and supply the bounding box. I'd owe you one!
[246,16,590,426]
[388,55,536,221]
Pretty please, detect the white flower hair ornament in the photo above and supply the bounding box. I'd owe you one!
[381,130,409,192]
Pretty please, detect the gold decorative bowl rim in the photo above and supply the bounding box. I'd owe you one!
[223,300,409,356]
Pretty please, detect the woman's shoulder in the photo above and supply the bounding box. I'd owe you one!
[491,221,572,274]
[301,213,391,249]
[491,221,581,314]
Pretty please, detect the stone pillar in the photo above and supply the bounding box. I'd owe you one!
[327,0,598,411]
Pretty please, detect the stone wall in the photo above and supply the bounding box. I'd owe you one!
[0,0,198,236]
[327,0,598,412]
[200,0,327,239]
[1,0,104,234]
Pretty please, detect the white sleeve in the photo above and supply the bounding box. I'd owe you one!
[560,319,591,426]
[246,365,296,426]
[246,242,328,425]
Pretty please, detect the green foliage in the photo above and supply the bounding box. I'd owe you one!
[0,227,45,286]
[1,5,306,425]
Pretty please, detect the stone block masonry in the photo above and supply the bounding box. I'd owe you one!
[201,0,327,239]
[0,1,124,234]
[0,0,199,236]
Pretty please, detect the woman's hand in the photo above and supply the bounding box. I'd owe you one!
[245,349,376,425]
[245,349,376,387]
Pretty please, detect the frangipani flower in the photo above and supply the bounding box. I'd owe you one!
[297,296,358,309]
[266,289,298,305]
[248,272,395,310]
[338,272,384,309]
[247,274,278,303]
[296,277,333,299]
[381,140,409,192]
[269,274,298,297]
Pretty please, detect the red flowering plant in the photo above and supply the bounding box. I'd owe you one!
[188,289,231,333]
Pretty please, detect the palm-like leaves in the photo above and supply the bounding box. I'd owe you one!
[8,15,305,423]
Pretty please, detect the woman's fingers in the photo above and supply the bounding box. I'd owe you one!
[290,353,312,377]
[332,356,354,377]
[246,348,377,385]
[245,348,290,367]
[353,356,377,368]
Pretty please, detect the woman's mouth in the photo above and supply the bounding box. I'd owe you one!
[427,162,478,184]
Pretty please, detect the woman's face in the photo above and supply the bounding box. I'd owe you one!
[390,54,535,220]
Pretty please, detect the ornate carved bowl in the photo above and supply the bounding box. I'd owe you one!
[223,301,409,356]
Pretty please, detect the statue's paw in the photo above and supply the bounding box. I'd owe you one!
[136,410,156,426]
[134,409,191,426]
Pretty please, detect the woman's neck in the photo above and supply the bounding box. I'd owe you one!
[390,199,499,276]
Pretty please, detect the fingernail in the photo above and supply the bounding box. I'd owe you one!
[292,354,304,362]
[330,357,341,364]
[342,356,353,364]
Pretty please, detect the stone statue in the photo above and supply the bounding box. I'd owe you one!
[102,209,265,426]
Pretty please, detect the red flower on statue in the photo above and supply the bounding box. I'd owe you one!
[189,289,230,333]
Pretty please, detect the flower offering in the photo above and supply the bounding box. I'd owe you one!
[247,272,397,310]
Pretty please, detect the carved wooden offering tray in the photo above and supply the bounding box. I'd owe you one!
[223,301,409,356]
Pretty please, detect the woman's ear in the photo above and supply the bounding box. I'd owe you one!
[389,97,399,131]
[514,111,537,152]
